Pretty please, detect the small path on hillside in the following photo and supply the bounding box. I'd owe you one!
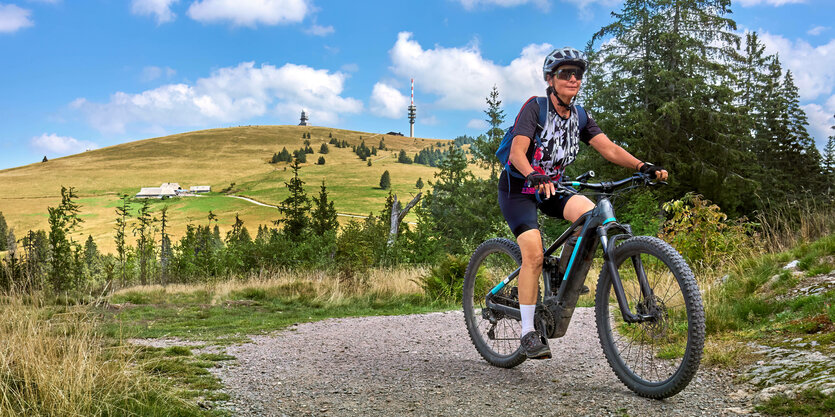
[227,195,415,224]
[206,308,746,416]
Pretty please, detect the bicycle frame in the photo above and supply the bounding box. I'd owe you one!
[485,187,657,337]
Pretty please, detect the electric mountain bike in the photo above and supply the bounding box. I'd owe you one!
[463,172,705,399]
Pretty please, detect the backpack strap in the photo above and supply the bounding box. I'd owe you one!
[575,104,587,131]
[533,96,548,149]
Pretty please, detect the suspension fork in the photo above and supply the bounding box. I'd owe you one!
[598,226,654,324]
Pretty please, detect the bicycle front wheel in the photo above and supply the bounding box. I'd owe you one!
[595,236,705,399]
[463,238,526,368]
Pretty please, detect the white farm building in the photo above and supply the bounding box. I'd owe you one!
[136,183,210,198]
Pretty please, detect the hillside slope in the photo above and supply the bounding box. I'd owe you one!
[0,125,462,252]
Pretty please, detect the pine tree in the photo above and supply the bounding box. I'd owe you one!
[276,158,310,240]
[379,138,386,150]
[319,143,329,154]
[380,170,391,189]
[416,177,424,189]
[472,85,505,176]
[311,180,339,236]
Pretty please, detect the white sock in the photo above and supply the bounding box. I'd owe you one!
[520,304,536,337]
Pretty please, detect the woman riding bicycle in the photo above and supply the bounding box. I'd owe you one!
[499,47,668,359]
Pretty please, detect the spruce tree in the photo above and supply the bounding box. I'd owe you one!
[779,70,823,189]
[0,211,7,251]
[416,177,424,189]
[159,206,171,284]
[114,194,131,286]
[276,158,310,240]
[47,186,83,292]
[133,199,156,285]
[380,170,391,189]
[472,84,505,176]
[83,235,99,279]
[319,143,329,154]
[823,123,835,192]
[311,180,339,236]
[318,156,326,165]
[588,0,755,215]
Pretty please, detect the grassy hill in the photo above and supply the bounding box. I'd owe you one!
[0,125,474,253]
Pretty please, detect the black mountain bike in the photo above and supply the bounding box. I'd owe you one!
[463,172,705,399]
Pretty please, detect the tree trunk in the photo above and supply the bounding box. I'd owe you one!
[388,193,422,246]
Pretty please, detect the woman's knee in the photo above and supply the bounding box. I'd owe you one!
[522,251,544,269]
[517,230,544,267]
[564,195,595,223]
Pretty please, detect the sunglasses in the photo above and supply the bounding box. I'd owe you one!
[554,68,583,81]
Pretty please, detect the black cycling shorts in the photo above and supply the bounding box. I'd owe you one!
[498,188,572,238]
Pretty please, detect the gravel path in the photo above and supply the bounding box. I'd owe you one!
[209,308,749,416]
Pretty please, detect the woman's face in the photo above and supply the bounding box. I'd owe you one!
[548,65,583,98]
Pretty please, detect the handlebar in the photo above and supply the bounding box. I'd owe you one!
[555,171,666,195]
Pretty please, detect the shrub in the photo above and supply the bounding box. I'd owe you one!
[659,193,756,271]
[417,254,469,302]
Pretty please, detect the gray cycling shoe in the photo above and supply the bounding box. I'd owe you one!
[520,331,551,359]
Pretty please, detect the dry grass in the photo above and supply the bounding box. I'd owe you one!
[0,294,190,416]
[111,266,428,306]
[757,199,835,253]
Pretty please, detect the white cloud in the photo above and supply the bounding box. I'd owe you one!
[803,97,835,150]
[370,82,408,119]
[31,133,98,155]
[305,23,333,36]
[467,119,488,130]
[131,0,178,24]
[757,32,835,151]
[187,0,310,27]
[758,32,835,101]
[807,26,829,36]
[736,0,805,6]
[386,32,551,111]
[141,66,177,82]
[0,4,33,33]
[72,61,363,133]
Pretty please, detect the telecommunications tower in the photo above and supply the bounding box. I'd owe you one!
[408,78,416,137]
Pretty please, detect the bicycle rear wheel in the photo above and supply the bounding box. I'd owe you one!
[595,236,704,398]
[463,238,526,368]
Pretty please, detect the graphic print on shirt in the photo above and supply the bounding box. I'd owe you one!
[530,108,580,181]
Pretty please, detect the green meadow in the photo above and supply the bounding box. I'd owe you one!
[0,125,479,253]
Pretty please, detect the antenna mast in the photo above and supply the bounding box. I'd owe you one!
[408,78,416,138]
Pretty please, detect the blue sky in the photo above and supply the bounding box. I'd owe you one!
[1,0,834,170]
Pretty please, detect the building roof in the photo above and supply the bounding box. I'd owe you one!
[136,187,177,197]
